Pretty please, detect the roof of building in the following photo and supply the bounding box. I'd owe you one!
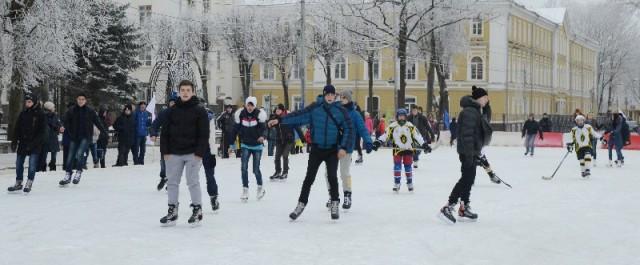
[532,8,566,24]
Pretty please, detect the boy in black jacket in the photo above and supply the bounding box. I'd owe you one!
[269,104,304,181]
[522,113,544,156]
[234,96,268,202]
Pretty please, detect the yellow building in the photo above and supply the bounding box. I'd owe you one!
[248,1,597,127]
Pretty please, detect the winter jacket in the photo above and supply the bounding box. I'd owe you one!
[280,95,353,152]
[45,111,62,152]
[233,108,268,147]
[450,121,458,140]
[113,113,136,146]
[539,117,552,132]
[273,112,304,145]
[377,121,425,155]
[456,96,493,158]
[97,115,110,149]
[408,113,434,144]
[160,96,209,157]
[522,119,543,138]
[134,110,152,137]
[63,104,106,142]
[217,110,236,143]
[15,104,47,156]
[377,119,386,135]
[365,117,374,134]
[150,107,171,137]
[344,102,372,153]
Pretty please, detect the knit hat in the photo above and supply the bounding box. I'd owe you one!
[471,85,488,99]
[575,115,586,122]
[24,93,37,102]
[341,89,353,102]
[245,96,257,107]
[323,85,336,95]
[43,101,55,111]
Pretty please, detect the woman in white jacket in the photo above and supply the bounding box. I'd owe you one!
[203,110,220,211]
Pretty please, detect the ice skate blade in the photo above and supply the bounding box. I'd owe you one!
[457,216,478,223]
[189,221,201,228]
[437,212,456,225]
[160,221,177,227]
[7,191,22,194]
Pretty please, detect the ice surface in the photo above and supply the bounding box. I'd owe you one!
[1,146,638,265]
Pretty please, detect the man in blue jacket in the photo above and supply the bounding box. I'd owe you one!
[133,101,152,165]
[268,85,353,221]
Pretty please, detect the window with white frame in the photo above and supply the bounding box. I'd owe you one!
[292,96,303,111]
[470,56,483,80]
[203,0,210,12]
[291,56,300,80]
[139,47,152,66]
[263,63,275,80]
[334,56,347,80]
[404,96,417,110]
[405,61,417,80]
[472,19,482,36]
[139,5,151,25]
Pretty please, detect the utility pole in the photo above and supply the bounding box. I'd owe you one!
[299,0,306,108]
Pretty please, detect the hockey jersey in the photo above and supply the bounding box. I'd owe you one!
[569,124,600,150]
[378,121,425,155]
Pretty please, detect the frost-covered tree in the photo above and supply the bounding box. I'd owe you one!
[307,15,349,86]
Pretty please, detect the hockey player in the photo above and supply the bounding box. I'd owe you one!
[567,115,600,178]
[372,108,430,193]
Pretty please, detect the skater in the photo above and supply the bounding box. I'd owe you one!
[540,113,552,132]
[159,80,209,227]
[96,108,111,168]
[132,101,152,165]
[522,113,544,156]
[324,89,373,209]
[372,108,429,193]
[8,93,47,193]
[585,114,600,166]
[440,86,493,224]
[604,112,628,167]
[427,112,440,142]
[113,105,135,167]
[566,115,600,178]
[364,112,374,137]
[204,109,220,211]
[268,85,353,221]
[352,104,365,164]
[449,118,458,146]
[407,106,434,168]
[376,114,386,141]
[41,102,62,171]
[151,92,177,190]
[268,104,304,181]
[266,110,278,157]
[216,105,235,159]
[59,93,106,186]
[234,96,268,202]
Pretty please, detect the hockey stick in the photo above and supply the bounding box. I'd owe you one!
[477,155,512,188]
[542,151,571,180]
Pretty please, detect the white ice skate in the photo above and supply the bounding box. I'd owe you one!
[241,187,249,202]
[256,186,266,200]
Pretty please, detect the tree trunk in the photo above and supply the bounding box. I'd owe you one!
[278,64,290,109]
[324,55,333,86]
[367,53,374,114]
[435,63,449,121]
[7,70,24,144]
[201,51,209,105]
[397,21,409,109]
[427,61,435,114]
[237,55,252,101]
[607,83,614,111]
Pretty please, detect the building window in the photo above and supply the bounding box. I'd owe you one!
[365,53,380,80]
[139,5,151,25]
[366,96,380,118]
[203,0,210,12]
[334,56,347,80]
[472,19,482,36]
[470,56,483,80]
[263,63,275,80]
[292,95,303,111]
[139,47,152,66]
[291,56,300,80]
[186,0,195,7]
[404,96,417,110]
[405,61,416,80]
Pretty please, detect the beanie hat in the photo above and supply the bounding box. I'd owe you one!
[245,96,258,107]
[396,108,408,118]
[471,85,488,99]
[323,85,336,95]
[24,93,37,102]
[341,89,353,102]
[43,101,55,111]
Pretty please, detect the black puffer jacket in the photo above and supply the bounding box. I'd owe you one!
[45,111,62,152]
[522,119,543,138]
[216,110,236,143]
[274,112,304,145]
[160,96,209,157]
[64,104,106,142]
[456,96,492,157]
[15,104,47,156]
[408,113,434,143]
[113,113,136,146]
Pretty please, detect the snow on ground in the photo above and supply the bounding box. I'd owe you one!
[0,146,638,265]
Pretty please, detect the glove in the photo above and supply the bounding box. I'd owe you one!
[372,140,382,151]
[365,142,373,154]
[421,143,432,153]
[476,155,490,168]
[566,143,573,153]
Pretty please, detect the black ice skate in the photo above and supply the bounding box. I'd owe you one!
[330,200,340,220]
[59,172,72,186]
[210,195,220,211]
[23,180,33,193]
[439,203,457,224]
[289,202,306,220]
[276,172,288,181]
[392,183,401,193]
[157,177,167,191]
[160,204,178,227]
[269,172,281,181]
[458,202,478,221]
[72,171,83,185]
[188,204,203,227]
[7,180,23,192]
[343,191,352,209]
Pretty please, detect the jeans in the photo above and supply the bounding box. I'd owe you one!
[448,154,477,205]
[117,141,131,166]
[299,146,339,204]
[274,142,292,174]
[525,134,536,155]
[16,153,39,181]
[89,143,98,164]
[241,148,263,188]
[608,136,624,161]
[267,140,276,156]
[132,136,147,165]
[203,148,218,196]
[96,146,106,168]
[65,139,89,173]
[591,139,598,160]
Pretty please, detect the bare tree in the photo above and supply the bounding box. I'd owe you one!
[307,15,349,85]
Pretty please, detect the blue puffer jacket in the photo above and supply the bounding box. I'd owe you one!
[343,102,372,154]
[281,95,353,152]
[134,110,152,137]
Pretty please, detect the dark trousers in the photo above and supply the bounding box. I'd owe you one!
[96,145,107,168]
[267,140,276,156]
[448,154,477,205]
[47,151,57,170]
[241,148,263,188]
[203,148,218,196]
[116,142,131,166]
[608,136,624,161]
[221,133,232,158]
[62,144,69,171]
[298,146,339,204]
[355,140,363,157]
[274,142,292,174]
[16,153,39,181]
[159,157,166,179]
[132,136,146,165]
[65,139,89,173]
[36,148,48,172]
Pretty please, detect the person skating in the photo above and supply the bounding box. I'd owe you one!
[604,113,627,167]
[8,93,47,193]
[113,105,135,167]
[42,102,62,171]
[59,94,107,186]
[440,86,493,224]
[268,104,304,181]
[372,108,429,193]
[233,96,268,202]
[132,101,152,165]
[522,113,544,157]
[151,92,177,190]
[159,80,209,227]
[204,109,220,211]
[566,115,600,178]
[324,89,373,209]
[268,85,353,221]
[96,108,111,169]
[449,118,458,146]
[407,106,434,169]
[216,105,235,159]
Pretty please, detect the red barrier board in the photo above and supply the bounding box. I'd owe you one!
[535,132,564,147]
